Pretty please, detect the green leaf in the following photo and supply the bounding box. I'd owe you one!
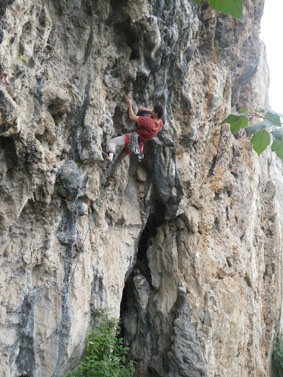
[222,113,248,134]
[271,128,283,140]
[271,139,283,161]
[65,310,135,377]
[251,130,270,155]
[209,0,242,19]
[271,139,283,152]
[238,108,248,114]
[195,0,201,4]
[245,120,272,136]
[265,110,281,127]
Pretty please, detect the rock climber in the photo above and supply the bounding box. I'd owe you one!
[105,97,163,162]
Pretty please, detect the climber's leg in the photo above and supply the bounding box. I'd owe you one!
[106,135,126,161]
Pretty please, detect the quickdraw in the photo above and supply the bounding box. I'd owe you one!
[130,131,144,162]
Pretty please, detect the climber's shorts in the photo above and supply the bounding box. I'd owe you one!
[123,134,131,154]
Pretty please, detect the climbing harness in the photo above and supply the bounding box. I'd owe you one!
[52,152,120,377]
[130,132,144,162]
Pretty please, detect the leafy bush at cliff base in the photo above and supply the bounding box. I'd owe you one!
[195,0,242,19]
[272,335,283,376]
[66,312,134,377]
[222,109,283,162]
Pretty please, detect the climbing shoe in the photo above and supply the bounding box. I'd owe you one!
[102,151,114,162]
[105,152,114,162]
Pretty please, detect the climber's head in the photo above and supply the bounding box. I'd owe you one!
[153,104,163,119]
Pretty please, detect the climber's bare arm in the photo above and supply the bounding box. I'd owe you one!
[138,105,153,115]
[124,97,139,123]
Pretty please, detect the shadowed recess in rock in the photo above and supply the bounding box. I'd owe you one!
[120,209,209,376]
[120,204,167,376]
[0,136,18,169]
[0,0,14,18]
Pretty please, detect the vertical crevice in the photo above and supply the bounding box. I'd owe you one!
[120,198,209,377]
[83,22,94,64]
[54,158,86,374]
[120,202,166,376]
[69,77,92,161]
[134,204,166,285]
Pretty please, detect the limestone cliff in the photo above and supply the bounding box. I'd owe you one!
[0,1,281,377]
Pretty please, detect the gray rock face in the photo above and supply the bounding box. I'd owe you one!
[57,160,82,201]
[168,288,208,377]
[150,144,184,218]
[16,294,35,377]
[122,262,208,377]
[0,0,280,377]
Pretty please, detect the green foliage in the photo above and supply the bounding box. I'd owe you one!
[222,113,248,135]
[196,0,242,19]
[271,139,283,160]
[265,111,282,127]
[66,312,134,377]
[209,0,242,19]
[223,108,283,161]
[272,335,283,376]
[238,108,248,114]
[251,130,270,155]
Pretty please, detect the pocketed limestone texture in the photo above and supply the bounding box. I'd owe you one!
[0,1,281,377]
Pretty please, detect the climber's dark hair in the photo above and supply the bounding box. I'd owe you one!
[153,104,163,119]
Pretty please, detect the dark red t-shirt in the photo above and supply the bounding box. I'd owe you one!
[136,116,162,143]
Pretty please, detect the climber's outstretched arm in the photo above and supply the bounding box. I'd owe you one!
[124,97,139,123]
[138,106,153,115]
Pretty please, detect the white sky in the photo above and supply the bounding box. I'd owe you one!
[260,0,283,114]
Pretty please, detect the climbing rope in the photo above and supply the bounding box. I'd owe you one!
[53,152,120,377]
